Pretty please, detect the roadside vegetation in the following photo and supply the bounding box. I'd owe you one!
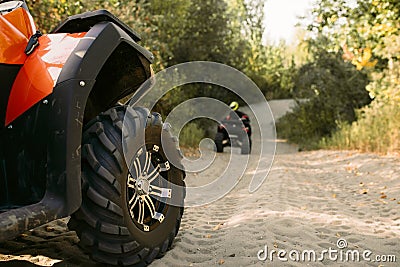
[28,0,399,153]
[311,0,400,154]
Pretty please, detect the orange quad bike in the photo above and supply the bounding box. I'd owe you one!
[0,1,186,266]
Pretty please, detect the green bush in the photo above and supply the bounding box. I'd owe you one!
[322,62,400,153]
[178,122,206,148]
[276,49,371,150]
[322,102,400,153]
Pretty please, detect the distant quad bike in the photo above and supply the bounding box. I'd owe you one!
[0,1,185,266]
[214,111,252,154]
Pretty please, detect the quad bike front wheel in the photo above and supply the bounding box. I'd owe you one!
[68,106,185,266]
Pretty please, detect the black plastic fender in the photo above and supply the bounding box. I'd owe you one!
[0,11,154,241]
[48,18,154,216]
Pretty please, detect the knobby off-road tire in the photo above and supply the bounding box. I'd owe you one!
[68,106,185,266]
[241,137,251,155]
[214,132,224,153]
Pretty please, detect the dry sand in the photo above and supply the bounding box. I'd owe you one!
[0,100,399,266]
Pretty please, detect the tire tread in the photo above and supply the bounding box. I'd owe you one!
[68,106,185,266]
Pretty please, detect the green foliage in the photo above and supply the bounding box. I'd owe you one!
[276,47,371,150]
[322,102,400,153]
[260,44,297,99]
[25,0,300,144]
[26,0,294,99]
[322,61,400,153]
[178,121,206,148]
[26,0,120,32]
[134,0,191,71]
[171,0,229,64]
[304,0,400,153]
[309,0,400,56]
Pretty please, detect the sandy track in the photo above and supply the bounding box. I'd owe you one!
[155,150,399,266]
[0,100,399,266]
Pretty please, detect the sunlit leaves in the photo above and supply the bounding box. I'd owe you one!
[352,48,378,71]
[306,0,400,153]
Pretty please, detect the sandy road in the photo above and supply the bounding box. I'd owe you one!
[0,100,399,266]
[152,100,399,266]
[153,149,399,266]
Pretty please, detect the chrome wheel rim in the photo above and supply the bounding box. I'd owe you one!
[127,145,171,232]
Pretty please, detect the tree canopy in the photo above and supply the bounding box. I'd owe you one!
[25,0,398,151]
[277,0,400,152]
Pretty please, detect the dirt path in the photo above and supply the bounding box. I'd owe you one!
[154,150,399,266]
[0,100,399,266]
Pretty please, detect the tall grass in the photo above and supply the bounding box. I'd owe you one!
[177,122,205,148]
[322,64,400,154]
[321,102,400,153]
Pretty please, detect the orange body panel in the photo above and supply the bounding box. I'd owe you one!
[0,7,35,64]
[5,32,86,125]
